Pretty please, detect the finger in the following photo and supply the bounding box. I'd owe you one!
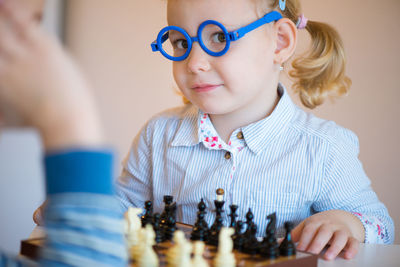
[0,3,25,58]
[296,222,321,251]
[291,221,304,242]
[33,207,44,225]
[343,237,359,259]
[323,230,348,261]
[307,224,334,255]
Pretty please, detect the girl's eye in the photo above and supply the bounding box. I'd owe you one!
[212,32,226,43]
[173,39,189,49]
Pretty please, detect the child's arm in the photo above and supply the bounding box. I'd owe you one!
[0,1,127,265]
[292,127,394,260]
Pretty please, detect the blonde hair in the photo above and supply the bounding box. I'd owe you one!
[267,0,351,108]
[180,0,352,108]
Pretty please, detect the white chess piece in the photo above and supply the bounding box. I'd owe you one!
[131,227,145,262]
[125,207,143,247]
[167,230,192,267]
[137,224,159,267]
[191,241,209,267]
[214,227,236,267]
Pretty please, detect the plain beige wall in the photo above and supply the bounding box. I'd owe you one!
[64,0,399,243]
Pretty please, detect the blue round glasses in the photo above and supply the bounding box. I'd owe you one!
[150,11,283,61]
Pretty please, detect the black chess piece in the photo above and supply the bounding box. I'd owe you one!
[141,200,153,227]
[229,204,238,228]
[163,211,177,241]
[207,190,225,246]
[152,213,163,243]
[279,221,296,256]
[244,208,255,238]
[260,212,280,259]
[160,195,177,241]
[160,195,173,224]
[232,220,245,251]
[191,198,209,241]
[242,223,261,255]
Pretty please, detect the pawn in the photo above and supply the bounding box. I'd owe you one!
[191,198,209,241]
[137,224,159,267]
[244,208,255,238]
[228,205,238,228]
[125,207,143,247]
[141,200,153,227]
[279,222,296,256]
[207,215,223,246]
[214,227,236,267]
[232,220,245,251]
[164,211,177,241]
[167,230,192,267]
[191,241,209,267]
[242,223,261,255]
[152,213,163,243]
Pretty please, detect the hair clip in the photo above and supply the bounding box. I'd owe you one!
[279,0,286,11]
[296,14,308,29]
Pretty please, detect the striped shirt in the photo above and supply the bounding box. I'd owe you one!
[116,84,394,244]
[1,151,127,267]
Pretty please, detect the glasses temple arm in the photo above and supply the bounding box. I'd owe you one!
[151,32,170,52]
[228,11,283,41]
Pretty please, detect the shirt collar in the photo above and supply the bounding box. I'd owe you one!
[171,83,296,154]
[242,83,296,154]
[170,105,200,147]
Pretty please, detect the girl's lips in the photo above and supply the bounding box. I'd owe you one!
[192,84,222,92]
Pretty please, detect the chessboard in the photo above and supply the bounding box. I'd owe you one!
[21,223,318,267]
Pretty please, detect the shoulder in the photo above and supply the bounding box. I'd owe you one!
[290,107,360,154]
[138,104,198,140]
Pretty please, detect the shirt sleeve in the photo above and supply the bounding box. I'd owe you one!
[39,150,128,266]
[312,127,394,244]
[115,123,153,211]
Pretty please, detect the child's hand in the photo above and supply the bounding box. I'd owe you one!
[291,210,365,261]
[33,200,47,226]
[0,0,102,150]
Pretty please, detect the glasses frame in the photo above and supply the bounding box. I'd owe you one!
[151,11,283,61]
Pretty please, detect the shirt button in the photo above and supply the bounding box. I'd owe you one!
[237,131,244,140]
[224,151,231,160]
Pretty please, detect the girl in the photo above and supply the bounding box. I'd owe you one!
[116,0,394,261]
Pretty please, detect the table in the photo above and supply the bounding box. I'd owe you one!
[24,227,400,267]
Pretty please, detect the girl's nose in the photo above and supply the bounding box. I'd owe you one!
[186,43,211,74]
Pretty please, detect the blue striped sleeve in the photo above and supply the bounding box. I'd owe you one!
[40,150,128,266]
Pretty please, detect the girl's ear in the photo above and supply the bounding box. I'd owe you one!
[273,18,297,65]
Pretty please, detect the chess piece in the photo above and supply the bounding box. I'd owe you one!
[160,195,174,227]
[137,224,159,267]
[191,241,209,267]
[126,207,143,247]
[130,227,145,262]
[232,220,245,251]
[242,223,261,255]
[279,222,296,256]
[260,212,280,259]
[161,195,177,241]
[214,227,236,267]
[244,208,255,238]
[191,198,209,241]
[141,200,153,227]
[152,213,163,243]
[166,230,192,267]
[164,210,177,241]
[208,189,225,246]
[228,204,238,228]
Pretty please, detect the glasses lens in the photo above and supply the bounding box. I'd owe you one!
[161,29,189,59]
[200,23,227,54]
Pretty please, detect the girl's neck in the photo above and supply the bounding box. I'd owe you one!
[209,85,280,144]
